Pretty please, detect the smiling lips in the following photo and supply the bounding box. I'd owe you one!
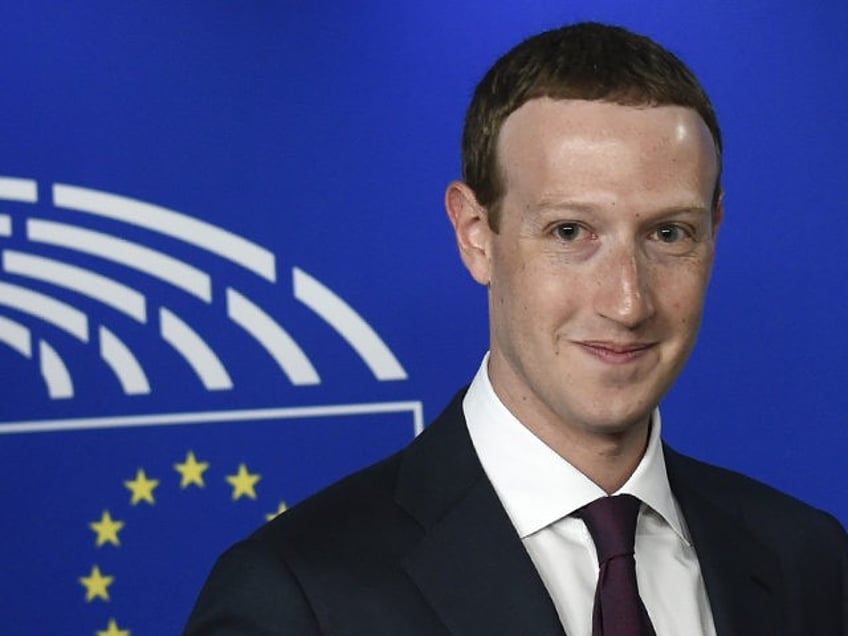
[576,340,657,364]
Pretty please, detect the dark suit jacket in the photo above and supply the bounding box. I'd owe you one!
[185,392,847,635]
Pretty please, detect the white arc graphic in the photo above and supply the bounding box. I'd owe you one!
[0,176,410,403]
[226,287,320,385]
[159,307,232,390]
[3,250,147,323]
[0,280,89,342]
[99,326,150,395]
[39,340,73,399]
[0,316,77,400]
[0,177,37,202]
[293,268,407,380]
[0,314,32,357]
[53,183,276,282]
[27,219,212,302]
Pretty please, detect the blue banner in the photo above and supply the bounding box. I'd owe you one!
[0,3,845,634]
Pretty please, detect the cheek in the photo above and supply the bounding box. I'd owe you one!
[490,250,532,307]
[491,245,596,326]
[654,272,709,329]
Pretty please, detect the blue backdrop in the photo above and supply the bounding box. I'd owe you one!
[0,2,845,634]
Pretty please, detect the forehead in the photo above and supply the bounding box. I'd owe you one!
[496,98,718,205]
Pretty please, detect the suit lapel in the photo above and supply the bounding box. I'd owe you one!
[396,393,565,636]
[397,397,791,636]
[665,448,784,636]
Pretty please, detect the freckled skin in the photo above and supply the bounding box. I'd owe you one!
[446,98,722,490]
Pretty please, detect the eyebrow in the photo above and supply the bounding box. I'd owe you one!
[529,198,711,218]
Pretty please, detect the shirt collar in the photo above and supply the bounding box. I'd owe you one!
[463,353,690,544]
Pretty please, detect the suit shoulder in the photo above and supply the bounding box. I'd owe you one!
[185,537,322,634]
[254,448,415,550]
[666,446,846,539]
[251,390,470,557]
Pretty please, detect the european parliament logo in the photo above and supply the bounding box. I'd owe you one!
[0,176,421,634]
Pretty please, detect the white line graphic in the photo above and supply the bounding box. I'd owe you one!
[39,339,73,398]
[160,307,232,390]
[53,183,276,282]
[0,400,424,435]
[0,179,409,405]
[293,268,407,381]
[27,219,212,302]
[3,250,147,323]
[0,177,37,203]
[0,280,89,342]
[226,287,320,385]
[0,314,32,357]
[99,326,150,395]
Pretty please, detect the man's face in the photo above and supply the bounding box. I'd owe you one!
[449,98,721,443]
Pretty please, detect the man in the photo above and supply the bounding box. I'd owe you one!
[186,22,846,635]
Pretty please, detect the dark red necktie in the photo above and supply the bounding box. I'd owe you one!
[578,494,656,636]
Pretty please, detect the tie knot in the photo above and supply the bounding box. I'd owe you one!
[578,494,641,563]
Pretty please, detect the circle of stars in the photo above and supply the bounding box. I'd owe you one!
[81,450,287,635]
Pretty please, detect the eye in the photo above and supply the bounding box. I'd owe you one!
[653,224,689,243]
[554,223,584,241]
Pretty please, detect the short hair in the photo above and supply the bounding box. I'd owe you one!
[462,22,723,230]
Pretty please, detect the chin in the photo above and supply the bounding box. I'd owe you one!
[579,415,647,437]
[570,396,657,437]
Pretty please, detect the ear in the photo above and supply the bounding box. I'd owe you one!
[445,181,494,285]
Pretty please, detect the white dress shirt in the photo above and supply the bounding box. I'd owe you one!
[463,355,717,636]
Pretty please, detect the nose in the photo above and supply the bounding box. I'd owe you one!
[593,243,655,329]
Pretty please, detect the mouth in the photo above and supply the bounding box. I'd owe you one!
[575,340,657,364]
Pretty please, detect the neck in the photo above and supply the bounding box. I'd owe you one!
[485,353,654,493]
[562,426,650,493]
[528,414,651,493]
[489,379,652,493]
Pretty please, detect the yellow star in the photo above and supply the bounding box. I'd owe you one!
[266,500,288,521]
[226,463,261,501]
[97,618,130,636]
[90,510,125,547]
[124,468,159,505]
[79,565,114,602]
[174,450,209,488]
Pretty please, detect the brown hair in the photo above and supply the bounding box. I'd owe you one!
[462,22,722,229]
